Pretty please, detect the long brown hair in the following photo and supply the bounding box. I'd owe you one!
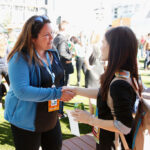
[100,26,141,101]
[7,15,51,63]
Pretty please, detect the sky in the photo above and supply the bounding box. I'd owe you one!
[51,0,150,35]
[53,0,111,33]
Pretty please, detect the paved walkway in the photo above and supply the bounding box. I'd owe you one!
[62,133,96,150]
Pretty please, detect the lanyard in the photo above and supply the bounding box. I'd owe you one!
[35,50,55,85]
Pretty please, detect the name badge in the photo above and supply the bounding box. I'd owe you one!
[48,99,59,112]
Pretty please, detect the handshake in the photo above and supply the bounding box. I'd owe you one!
[59,86,94,125]
[60,86,76,102]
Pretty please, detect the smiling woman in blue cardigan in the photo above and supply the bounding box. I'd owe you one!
[4,15,74,150]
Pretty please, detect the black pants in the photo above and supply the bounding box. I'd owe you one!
[64,73,70,86]
[59,101,64,115]
[0,66,9,101]
[144,50,150,69]
[96,143,115,150]
[11,121,62,150]
[76,57,86,83]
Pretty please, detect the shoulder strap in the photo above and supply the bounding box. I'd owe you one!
[112,77,142,101]
[108,90,130,150]
[108,77,136,150]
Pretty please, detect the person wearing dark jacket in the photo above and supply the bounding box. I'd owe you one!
[53,20,73,85]
[53,20,73,118]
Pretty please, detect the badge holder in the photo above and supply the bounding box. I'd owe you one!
[48,99,59,112]
[48,84,60,112]
[35,50,60,112]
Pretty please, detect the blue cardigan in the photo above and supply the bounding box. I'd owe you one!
[4,50,62,131]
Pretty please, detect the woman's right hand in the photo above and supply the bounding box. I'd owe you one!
[60,87,76,102]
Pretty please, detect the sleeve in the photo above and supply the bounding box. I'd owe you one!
[110,80,135,134]
[57,40,72,60]
[8,53,62,102]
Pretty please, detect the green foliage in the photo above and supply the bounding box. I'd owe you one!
[0,108,15,150]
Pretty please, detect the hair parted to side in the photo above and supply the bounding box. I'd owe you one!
[7,15,51,63]
[100,26,142,101]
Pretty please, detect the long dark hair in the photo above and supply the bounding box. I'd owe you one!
[7,15,51,63]
[100,26,141,101]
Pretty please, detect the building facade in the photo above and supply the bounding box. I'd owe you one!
[0,0,49,29]
[111,0,142,27]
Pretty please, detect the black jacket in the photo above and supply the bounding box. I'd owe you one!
[53,34,73,73]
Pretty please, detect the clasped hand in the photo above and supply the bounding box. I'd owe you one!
[60,86,93,125]
[60,86,76,102]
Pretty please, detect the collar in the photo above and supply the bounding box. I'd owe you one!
[115,70,130,79]
[47,49,56,52]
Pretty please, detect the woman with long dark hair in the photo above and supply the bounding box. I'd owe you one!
[64,26,142,149]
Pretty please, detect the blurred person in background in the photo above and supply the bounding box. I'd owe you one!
[138,35,145,58]
[144,33,150,69]
[70,36,86,86]
[7,28,18,50]
[53,20,74,118]
[4,15,75,150]
[0,26,10,103]
[84,31,104,114]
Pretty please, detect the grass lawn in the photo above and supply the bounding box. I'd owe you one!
[0,58,150,149]
[0,67,91,149]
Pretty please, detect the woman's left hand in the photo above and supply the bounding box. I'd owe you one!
[71,109,92,124]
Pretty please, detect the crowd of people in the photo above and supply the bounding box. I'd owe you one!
[0,26,10,103]
[138,33,150,69]
[0,15,149,150]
